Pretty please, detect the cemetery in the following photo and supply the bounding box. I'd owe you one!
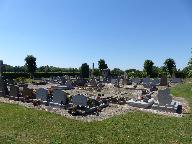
[0,56,192,143]
[0,60,188,122]
[1,1,192,143]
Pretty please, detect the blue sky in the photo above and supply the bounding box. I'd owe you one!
[0,0,191,70]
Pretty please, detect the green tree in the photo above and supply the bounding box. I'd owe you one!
[92,68,101,77]
[188,48,192,69]
[175,69,185,78]
[144,60,154,77]
[125,69,145,78]
[4,64,14,72]
[182,67,189,77]
[188,59,192,68]
[164,58,176,77]
[98,59,108,71]
[25,55,37,78]
[111,68,124,76]
[14,66,26,72]
[80,63,89,78]
[151,66,162,78]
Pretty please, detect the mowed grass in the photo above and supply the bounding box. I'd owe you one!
[171,82,192,110]
[0,83,192,144]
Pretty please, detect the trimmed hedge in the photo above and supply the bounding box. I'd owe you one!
[2,72,30,79]
[2,72,80,79]
[34,72,80,78]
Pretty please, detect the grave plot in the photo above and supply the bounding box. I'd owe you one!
[127,91,155,109]
[68,94,109,116]
[127,87,183,114]
[152,88,182,114]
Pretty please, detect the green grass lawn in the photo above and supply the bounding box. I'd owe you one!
[171,83,192,111]
[0,83,192,144]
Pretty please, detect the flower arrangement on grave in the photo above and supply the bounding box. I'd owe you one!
[137,95,144,100]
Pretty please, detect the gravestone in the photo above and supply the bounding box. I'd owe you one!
[99,76,103,82]
[0,60,7,97]
[36,88,48,102]
[22,87,34,99]
[89,78,97,87]
[157,89,172,106]
[124,72,128,79]
[142,77,150,84]
[0,77,8,97]
[123,72,128,85]
[103,69,110,78]
[111,78,117,85]
[9,85,19,100]
[7,79,15,86]
[65,81,74,89]
[171,78,182,83]
[64,75,70,80]
[123,78,128,85]
[72,94,87,106]
[61,76,66,85]
[97,82,103,91]
[123,78,132,85]
[52,89,67,105]
[151,78,160,86]
[0,82,5,97]
[117,77,120,87]
[152,88,182,113]
[160,76,167,86]
[102,69,110,82]
[74,78,86,87]
[142,78,151,89]
[132,77,140,84]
